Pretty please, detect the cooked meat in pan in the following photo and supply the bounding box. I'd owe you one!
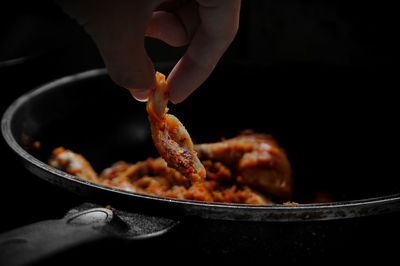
[195,130,293,199]
[49,131,292,204]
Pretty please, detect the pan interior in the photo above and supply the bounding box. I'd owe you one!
[5,62,400,209]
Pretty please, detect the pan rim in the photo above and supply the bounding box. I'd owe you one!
[2,67,400,220]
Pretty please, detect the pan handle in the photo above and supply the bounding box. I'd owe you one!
[0,204,179,265]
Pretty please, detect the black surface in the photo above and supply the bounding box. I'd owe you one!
[0,203,179,265]
[1,0,399,264]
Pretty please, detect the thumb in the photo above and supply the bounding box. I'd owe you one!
[57,0,157,92]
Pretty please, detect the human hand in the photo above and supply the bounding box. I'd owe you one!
[56,0,241,103]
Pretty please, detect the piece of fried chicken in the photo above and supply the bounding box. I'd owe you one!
[195,131,293,199]
[146,72,206,183]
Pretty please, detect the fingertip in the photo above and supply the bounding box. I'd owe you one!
[167,56,212,104]
[107,55,156,90]
[129,89,152,102]
[167,76,192,104]
[167,77,199,104]
[168,93,185,104]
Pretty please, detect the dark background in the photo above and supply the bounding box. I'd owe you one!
[0,0,398,263]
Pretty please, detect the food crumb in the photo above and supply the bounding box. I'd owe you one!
[283,201,298,206]
[33,141,41,149]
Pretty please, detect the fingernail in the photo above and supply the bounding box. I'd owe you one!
[129,89,152,102]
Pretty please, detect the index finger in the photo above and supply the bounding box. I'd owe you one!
[167,0,241,103]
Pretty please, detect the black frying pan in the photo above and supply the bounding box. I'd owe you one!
[2,62,400,264]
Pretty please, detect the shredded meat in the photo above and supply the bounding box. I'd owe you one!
[49,148,273,204]
[100,157,272,204]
